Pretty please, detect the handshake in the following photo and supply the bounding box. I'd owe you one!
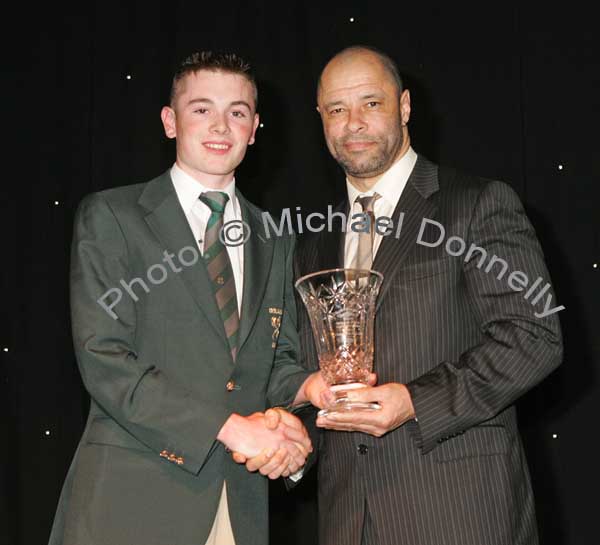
[217,370,333,480]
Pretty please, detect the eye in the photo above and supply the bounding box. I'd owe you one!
[366,101,380,108]
[329,107,345,115]
[194,108,208,114]
[231,110,247,118]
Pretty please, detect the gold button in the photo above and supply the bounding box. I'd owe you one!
[176,457,184,465]
[216,276,225,285]
[226,380,235,392]
[168,453,177,462]
[160,450,169,458]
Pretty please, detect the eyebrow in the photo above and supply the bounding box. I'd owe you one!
[323,92,385,110]
[186,98,252,110]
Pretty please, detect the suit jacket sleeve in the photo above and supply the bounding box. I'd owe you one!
[266,233,312,407]
[405,180,563,453]
[70,193,231,475]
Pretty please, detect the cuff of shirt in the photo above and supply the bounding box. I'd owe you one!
[288,467,305,482]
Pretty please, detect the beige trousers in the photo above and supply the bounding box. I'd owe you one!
[204,481,236,545]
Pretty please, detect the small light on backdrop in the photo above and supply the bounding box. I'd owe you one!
[45,430,51,436]
[593,263,598,269]
[54,201,59,206]
[349,17,355,23]
[3,347,8,352]
[126,75,132,80]
[558,164,563,170]
[259,123,264,128]
[552,434,558,439]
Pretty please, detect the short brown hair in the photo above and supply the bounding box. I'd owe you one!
[170,51,258,110]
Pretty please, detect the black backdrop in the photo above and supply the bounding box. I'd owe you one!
[2,2,599,545]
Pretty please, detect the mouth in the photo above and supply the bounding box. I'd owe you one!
[343,140,376,152]
[203,142,233,154]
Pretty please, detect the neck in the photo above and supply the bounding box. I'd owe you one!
[347,131,410,193]
[176,160,234,190]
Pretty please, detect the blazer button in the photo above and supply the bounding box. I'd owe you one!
[357,444,368,455]
[226,380,236,392]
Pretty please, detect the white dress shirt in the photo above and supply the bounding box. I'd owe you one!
[344,147,418,268]
[171,163,244,314]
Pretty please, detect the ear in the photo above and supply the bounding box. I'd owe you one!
[161,106,177,139]
[400,89,411,126]
[316,105,321,114]
[248,112,260,146]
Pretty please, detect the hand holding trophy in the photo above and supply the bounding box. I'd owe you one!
[295,268,383,417]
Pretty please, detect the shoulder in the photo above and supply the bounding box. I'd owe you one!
[76,173,166,219]
[436,164,523,211]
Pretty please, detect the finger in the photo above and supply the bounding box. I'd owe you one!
[264,408,281,430]
[275,409,303,429]
[317,420,381,435]
[259,449,290,477]
[367,372,377,386]
[282,441,307,468]
[245,449,274,472]
[281,425,311,451]
[232,452,247,464]
[319,410,382,426]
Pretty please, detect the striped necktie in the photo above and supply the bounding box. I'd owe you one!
[353,193,381,270]
[199,191,239,361]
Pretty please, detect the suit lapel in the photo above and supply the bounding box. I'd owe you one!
[236,191,275,354]
[139,172,230,351]
[373,156,440,312]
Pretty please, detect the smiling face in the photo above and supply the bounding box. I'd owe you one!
[161,70,259,188]
[317,50,411,189]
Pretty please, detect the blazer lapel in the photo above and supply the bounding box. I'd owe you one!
[374,156,440,311]
[236,191,275,354]
[139,172,230,350]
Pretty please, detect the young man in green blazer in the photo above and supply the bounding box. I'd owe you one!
[48,51,326,545]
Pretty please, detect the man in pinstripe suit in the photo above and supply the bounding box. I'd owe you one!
[294,46,563,545]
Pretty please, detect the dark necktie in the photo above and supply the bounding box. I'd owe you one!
[353,193,381,270]
[198,191,239,361]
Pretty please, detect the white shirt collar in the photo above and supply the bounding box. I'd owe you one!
[346,146,418,209]
[170,162,237,214]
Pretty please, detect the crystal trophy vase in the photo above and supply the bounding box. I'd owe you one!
[295,268,384,416]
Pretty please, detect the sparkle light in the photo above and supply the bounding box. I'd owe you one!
[593,263,598,269]
[3,347,8,352]
[45,430,51,436]
[349,17,355,22]
[558,164,563,170]
[126,75,132,80]
[259,123,264,128]
[54,201,59,206]
[552,434,558,439]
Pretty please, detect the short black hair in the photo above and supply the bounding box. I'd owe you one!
[317,45,404,99]
[170,51,258,110]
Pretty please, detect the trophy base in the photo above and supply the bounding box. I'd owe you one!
[318,401,381,417]
[318,383,381,417]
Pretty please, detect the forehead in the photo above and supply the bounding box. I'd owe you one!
[319,54,395,104]
[176,70,255,107]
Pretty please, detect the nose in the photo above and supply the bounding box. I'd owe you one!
[346,107,366,134]
[210,112,230,135]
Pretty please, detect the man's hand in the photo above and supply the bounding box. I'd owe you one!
[316,383,416,437]
[218,410,309,470]
[231,408,312,479]
[293,371,334,408]
[293,371,377,408]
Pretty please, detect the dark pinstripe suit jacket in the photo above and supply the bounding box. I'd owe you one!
[294,156,563,545]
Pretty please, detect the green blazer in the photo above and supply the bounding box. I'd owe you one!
[48,171,309,545]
